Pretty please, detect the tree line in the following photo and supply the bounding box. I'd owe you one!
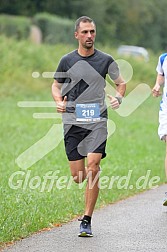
[0,0,167,51]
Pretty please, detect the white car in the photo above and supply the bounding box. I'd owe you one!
[117,45,149,62]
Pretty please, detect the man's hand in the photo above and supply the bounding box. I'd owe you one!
[152,84,162,97]
[107,95,120,110]
[56,96,67,113]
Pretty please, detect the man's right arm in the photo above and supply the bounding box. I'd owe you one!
[152,74,164,97]
[52,80,67,113]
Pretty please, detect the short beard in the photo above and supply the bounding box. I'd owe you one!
[83,42,94,49]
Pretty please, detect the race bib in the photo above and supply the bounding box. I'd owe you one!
[76,103,100,122]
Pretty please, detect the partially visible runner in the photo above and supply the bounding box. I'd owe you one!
[152,53,167,206]
[52,16,126,237]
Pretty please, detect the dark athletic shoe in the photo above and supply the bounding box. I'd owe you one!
[163,192,167,206]
[78,219,93,237]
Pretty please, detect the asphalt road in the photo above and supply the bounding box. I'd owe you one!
[3,184,167,252]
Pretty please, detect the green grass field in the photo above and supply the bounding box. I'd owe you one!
[0,36,166,247]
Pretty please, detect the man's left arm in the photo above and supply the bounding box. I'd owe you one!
[108,75,126,109]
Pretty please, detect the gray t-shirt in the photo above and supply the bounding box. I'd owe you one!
[54,49,119,124]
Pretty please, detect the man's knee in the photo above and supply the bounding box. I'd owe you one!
[72,170,85,183]
[87,160,100,178]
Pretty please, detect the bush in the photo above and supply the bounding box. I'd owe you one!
[33,12,75,45]
[0,14,31,39]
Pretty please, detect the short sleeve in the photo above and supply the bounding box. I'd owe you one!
[156,55,164,76]
[54,57,67,83]
[108,60,120,80]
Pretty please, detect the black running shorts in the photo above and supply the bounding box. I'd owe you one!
[63,121,107,161]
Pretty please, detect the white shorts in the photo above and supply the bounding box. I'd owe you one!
[158,99,167,140]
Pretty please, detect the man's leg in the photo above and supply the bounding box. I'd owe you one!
[70,153,102,237]
[69,158,86,183]
[163,136,167,206]
[165,136,167,180]
[69,153,101,216]
[75,153,101,237]
[85,153,101,217]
